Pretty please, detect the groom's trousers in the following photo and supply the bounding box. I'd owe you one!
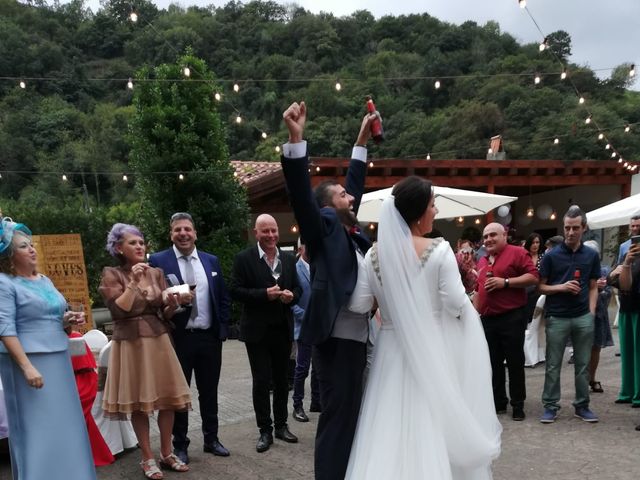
[313,337,367,480]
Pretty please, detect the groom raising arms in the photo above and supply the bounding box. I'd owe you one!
[280,101,376,480]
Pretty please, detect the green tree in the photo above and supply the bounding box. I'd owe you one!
[128,51,249,275]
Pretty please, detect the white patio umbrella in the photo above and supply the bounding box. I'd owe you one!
[587,193,640,229]
[357,185,517,223]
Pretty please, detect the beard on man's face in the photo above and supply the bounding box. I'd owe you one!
[336,207,358,227]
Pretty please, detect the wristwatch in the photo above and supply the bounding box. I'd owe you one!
[504,278,510,288]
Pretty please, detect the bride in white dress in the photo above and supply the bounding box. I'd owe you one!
[346,176,502,480]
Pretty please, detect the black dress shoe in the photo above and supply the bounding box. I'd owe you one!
[256,432,273,453]
[512,407,525,421]
[274,426,298,443]
[309,403,322,413]
[203,439,230,457]
[292,406,309,422]
[173,448,189,464]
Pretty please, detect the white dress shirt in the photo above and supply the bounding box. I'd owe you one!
[172,245,213,330]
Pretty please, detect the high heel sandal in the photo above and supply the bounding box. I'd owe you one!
[589,381,604,393]
[159,453,189,472]
[140,459,163,479]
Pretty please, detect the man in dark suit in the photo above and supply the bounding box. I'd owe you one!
[148,212,231,464]
[280,101,375,480]
[230,214,301,453]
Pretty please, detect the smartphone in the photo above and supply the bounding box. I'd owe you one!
[631,235,640,245]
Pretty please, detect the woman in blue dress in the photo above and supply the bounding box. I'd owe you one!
[0,217,96,480]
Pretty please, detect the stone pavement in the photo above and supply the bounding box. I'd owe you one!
[1,337,639,479]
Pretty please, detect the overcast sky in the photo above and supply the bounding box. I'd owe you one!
[79,0,638,85]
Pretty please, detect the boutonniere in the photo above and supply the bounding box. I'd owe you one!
[349,226,361,235]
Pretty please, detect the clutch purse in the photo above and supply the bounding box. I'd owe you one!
[68,337,87,357]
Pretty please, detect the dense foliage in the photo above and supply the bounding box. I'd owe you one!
[0,0,639,302]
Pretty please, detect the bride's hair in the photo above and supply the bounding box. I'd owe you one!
[392,176,433,226]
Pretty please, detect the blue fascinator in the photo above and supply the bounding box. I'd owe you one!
[0,217,33,256]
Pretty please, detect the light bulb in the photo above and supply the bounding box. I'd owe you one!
[291,225,298,233]
[624,162,629,167]
[369,223,376,230]
[538,38,547,52]
[550,211,557,220]
[122,174,128,182]
[605,143,611,150]
[560,69,567,80]
[611,152,617,158]
[235,115,242,124]
[178,173,185,181]
[534,74,541,84]
[62,174,68,181]
[598,133,604,140]
[426,153,431,160]
[261,132,268,139]
[526,207,534,217]
[625,125,631,133]
[630,64,636,77]
[578,96,585,104]
[129,12,138,23]
[127,78,133,90]
[519,0,526,8]
[585,115,591,125]
[553,138,559,145]
[335,81,342,91]
[316,166,321,172]
[233,171,238,177]
[275,145,281,153]
[618,158,623,163]
[233,83,239,93]
[19,81,26,89]
[474,218,481,225]
[488,148,493,154]
[214,92,221,101]
[183,67,191,77]
[369,161,374,168]
[434,80,441,89]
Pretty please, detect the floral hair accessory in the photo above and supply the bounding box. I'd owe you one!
[0,217,32,256]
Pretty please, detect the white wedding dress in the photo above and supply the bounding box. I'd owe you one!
[346,198,501,480]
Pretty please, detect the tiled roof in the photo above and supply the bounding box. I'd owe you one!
[230,160,282,186]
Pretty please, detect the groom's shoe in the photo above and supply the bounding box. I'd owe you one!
[274,425,298,443]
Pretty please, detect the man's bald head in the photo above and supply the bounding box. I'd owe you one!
[482,222,508,255]
[254,214,279,254]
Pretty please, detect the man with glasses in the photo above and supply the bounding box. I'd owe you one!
[149,212,231,463]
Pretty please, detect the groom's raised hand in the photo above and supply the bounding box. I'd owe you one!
[283,101,306,144]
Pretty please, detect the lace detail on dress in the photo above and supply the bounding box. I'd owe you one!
[419,237,444,266]
[14,275,65,318]
[371,237,445,287]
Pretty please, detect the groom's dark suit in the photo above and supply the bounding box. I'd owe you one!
[230,246,301,434]
[281,151,371,480]
[148,248,230,452]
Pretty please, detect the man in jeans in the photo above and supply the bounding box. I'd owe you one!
[538,205,601,423]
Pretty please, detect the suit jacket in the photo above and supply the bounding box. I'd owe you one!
[148,248,230,340]
[281,154,371,345]
[291,258,311,341]
[230,246,301,344]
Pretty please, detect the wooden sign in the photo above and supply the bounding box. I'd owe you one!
[32,234,93,332]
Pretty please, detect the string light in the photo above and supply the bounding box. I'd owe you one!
[578,96,585,104]
[553,138,559,145]
[335,80,342,91]
[122,174,128,182]
[129,12,138,23]
[291,225,298,233]
[315,166,321,172]
[560,68,567,80]
[178,173,185,181]
[585,115,592,125]
[368,223,376,230]
[456,216,464,226]
[618,158,623,163]
[518,0,526,8]
[62,174,68,181]
[434,80,441,89]
[550,211,557,220]
[214,92,221,101]
[624,125,631,133]
[127,78,133,90]
[19,81,26,89]
[233,83,240,93]
[474,218,481,225]
[233,171,238,177]
[598,133,604,140]
[526,207,534,217]
[261,132,268,139]
[611,151,617,158]
[183,67,190,78]
[275,145,281,153]
[630,64,636,77]
[235,114,242,124]
[488,148,493,155]
[538,37,548,52]
[534,74,541,85]
[426,153,431,160]
[605,143,611,150]
[623,162,629,167]
[368,161,374,168]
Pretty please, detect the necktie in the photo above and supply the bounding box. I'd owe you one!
[182,255,198,320]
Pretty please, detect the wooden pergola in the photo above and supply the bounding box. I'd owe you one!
[233,158,633,219]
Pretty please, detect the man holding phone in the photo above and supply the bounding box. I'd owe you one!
[617,215,640,264]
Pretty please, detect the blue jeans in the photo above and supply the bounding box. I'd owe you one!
[542,313,594,411]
